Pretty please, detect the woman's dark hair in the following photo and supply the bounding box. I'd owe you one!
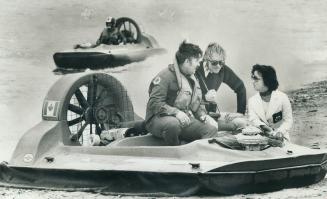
[251,64,279,91]
[175,40,202,65]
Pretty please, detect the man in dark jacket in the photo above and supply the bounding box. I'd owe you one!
[74,16,121,49]
[195,42,246,114]
[96,16,121,45]
[195,42,248,131]
[145,41,218,145]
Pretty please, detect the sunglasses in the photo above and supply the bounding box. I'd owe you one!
[251,75,261,81]
[209,60,225,66]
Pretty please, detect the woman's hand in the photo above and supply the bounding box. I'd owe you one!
[260,125,273,133]
[271,131,283,140]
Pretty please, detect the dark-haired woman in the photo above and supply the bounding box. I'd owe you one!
[248,64,293,141]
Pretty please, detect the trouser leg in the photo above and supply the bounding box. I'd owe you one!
[217,113,248,131]
[146,116,182,146]
[179,118,218,142]
[218,120,237,131]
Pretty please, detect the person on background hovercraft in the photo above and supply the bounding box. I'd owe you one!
[95,16,121,45]
[74,16,123,49]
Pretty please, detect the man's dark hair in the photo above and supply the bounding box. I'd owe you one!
[251,64,279,91]
[175,41,202,65]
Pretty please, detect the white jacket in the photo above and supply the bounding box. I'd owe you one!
[248,90,293,140]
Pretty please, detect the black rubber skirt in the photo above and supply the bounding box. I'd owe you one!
[53,52,135,70]
[0,160,326,196]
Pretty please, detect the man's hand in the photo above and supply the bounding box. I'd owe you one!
[204,115,218,129]
[205,89,217,103]
[176,111,191,127]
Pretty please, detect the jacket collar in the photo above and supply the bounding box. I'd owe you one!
[169,59,197,89]
[252,90,278,124]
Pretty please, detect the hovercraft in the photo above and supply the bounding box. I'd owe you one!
[53,17,166,74]
[0,73,326,196]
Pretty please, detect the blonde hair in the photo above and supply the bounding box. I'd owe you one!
[203,42,226,61]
